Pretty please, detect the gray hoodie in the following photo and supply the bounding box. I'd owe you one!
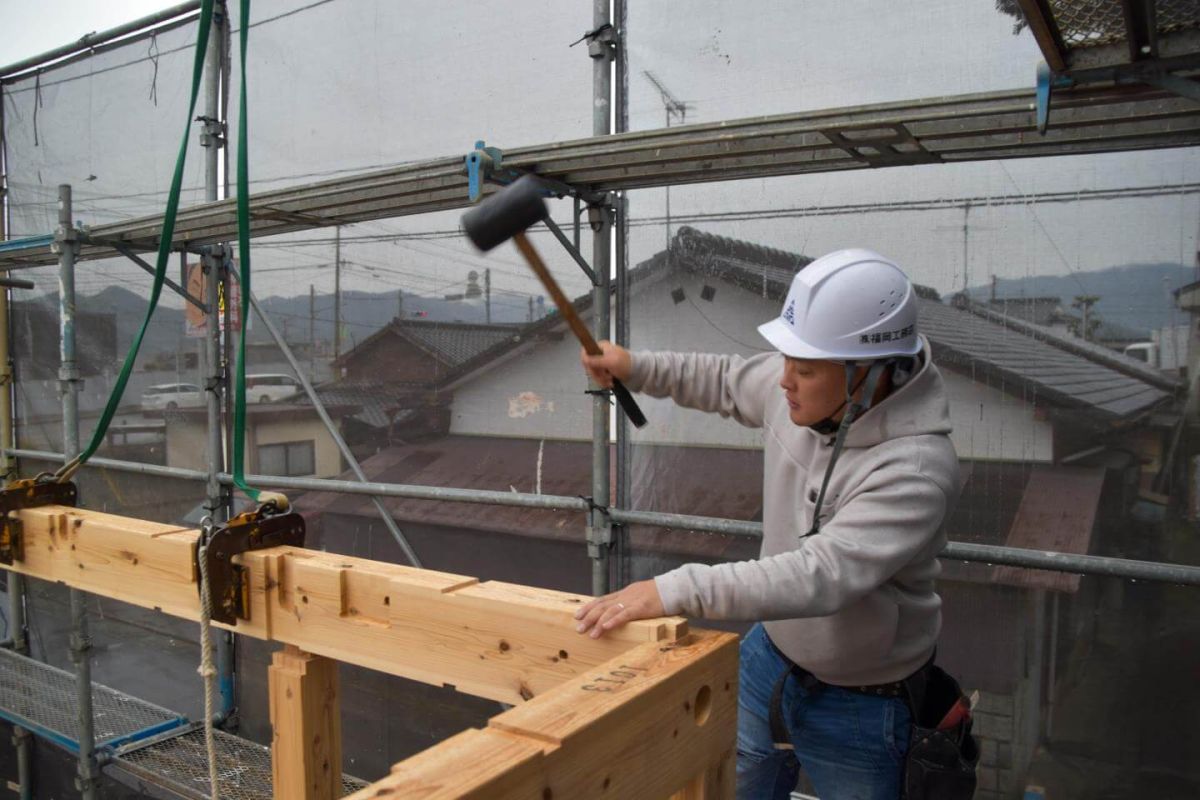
[628,337,960,686]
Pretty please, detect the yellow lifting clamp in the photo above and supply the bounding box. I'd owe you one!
[195,496,305,625]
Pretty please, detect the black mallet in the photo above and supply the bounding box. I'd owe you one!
[462,175,647,428]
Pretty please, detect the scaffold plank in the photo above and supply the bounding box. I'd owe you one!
[0,647,187,755]
[1,83,1197,270]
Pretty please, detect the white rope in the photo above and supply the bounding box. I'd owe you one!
[196,532,221,800]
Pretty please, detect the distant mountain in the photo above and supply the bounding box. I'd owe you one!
[60,285,541,359]
[252,289,536,349]
[963,262,1195,335]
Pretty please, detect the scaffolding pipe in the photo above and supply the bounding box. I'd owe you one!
[9,446,1200,588]
[612,0,632,591]
[199,4,237,730]
[588,0,614,598]
[247,292,422,567]
[0,276,34,290]
[58,185,99,800]
[613,196,631,589]
[0,103,32,800]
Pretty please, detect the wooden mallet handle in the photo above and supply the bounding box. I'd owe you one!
[513,232,647,428]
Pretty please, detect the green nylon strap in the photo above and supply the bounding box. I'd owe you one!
[230,0,260,503]
[57,0,215,483]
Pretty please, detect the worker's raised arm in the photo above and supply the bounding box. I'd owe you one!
[582,341,776,429]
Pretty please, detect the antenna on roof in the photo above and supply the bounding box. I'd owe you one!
[643,71,693,258]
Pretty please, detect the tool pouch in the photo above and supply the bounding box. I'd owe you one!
[902,665,979,800]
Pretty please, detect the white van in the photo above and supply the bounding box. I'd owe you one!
[245,373,301,403]
[141,383,204,410]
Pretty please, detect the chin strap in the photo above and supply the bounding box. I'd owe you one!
[802,359,890,538]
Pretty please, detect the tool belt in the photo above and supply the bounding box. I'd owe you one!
[765,633,978,800]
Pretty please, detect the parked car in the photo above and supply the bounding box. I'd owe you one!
[141,382,204,411]
[245,373,301,403]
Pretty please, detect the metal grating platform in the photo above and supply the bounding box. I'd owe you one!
[0,647,188,753]
[113,727,369,800]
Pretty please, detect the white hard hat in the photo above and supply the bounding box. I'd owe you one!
[757,248,920,361]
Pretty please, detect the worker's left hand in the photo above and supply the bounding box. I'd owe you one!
[574,579,665,639]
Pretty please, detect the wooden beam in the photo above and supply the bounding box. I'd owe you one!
[7,506,687,704]
[270,645,342,800]
[669,748,736,800]
[347,629,739,800]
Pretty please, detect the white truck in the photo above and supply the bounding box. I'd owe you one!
[1123,324,1189,372]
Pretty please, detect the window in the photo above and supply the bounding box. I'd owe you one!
[257,440,316,476]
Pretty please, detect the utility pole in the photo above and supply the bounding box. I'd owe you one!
[333,225,342,358]
[991,274,998,303]
[643,71,691,255]
[308,284,315,373]
[1072,295,1100,341]
[397,289,404,320]
[962,202,971,292]
[485,268,491,324]
[528,296,534,322]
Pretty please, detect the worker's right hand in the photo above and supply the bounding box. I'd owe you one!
[581,340,632,388]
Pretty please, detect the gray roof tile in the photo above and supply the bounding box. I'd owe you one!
[396,321,522,368]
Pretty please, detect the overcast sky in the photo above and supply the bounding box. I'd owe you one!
[0,0,177,67]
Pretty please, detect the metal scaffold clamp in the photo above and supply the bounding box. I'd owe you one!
[195,496,305,625]
[463,140,523,203]
[0,475,79,565]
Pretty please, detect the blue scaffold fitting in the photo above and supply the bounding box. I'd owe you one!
[464,140,509,203]
[1035,61,1075,136]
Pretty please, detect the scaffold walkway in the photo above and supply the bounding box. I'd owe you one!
[0,647,366,799]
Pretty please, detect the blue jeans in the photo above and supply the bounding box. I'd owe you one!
[736,624,911,800]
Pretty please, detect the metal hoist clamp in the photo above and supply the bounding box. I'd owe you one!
[195,499,305,625]
[0,476,79,566]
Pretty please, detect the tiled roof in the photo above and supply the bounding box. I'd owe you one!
[955,300,1177,392]
[986,297,1064,327]
[671,226,812,292]
[290,380,435,429]
[920,300,1171,421]
[394,320,523,368]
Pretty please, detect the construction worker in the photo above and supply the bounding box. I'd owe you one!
[575,248,961,800]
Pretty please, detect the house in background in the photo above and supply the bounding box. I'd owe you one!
[163,402,358,479]
[303,318,561,458]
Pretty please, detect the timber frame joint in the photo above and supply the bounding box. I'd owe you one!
[0,477,77,565]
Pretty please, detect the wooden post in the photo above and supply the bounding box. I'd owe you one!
[270,645,342,800]
[670,748,735,799]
